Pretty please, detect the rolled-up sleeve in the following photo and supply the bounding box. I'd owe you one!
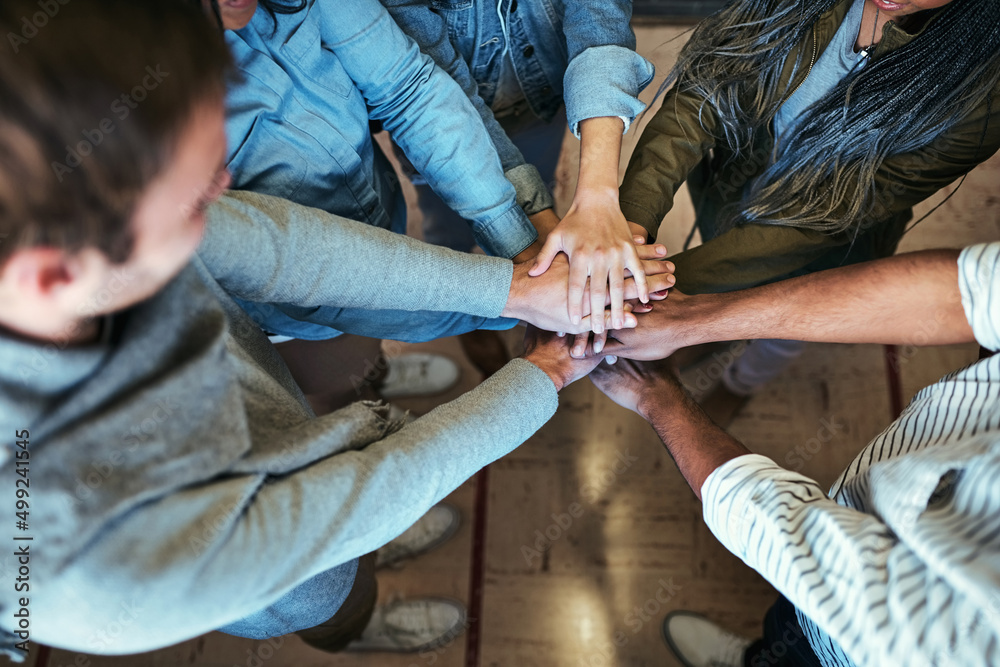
[564,46,654,136]
[958,242,1000,351]
[561,0,654,137]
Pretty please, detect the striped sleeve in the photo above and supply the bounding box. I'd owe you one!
[702,453,1000,667]
[959,242,1000,352]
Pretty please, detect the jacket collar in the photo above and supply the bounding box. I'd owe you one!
[788,0,947,92]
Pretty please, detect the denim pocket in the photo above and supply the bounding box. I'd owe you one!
[430,0,475,38]
[227,116,308,200]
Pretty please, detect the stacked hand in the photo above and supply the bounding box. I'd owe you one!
[502,252,675,336]
[589,356,679,417]
[520,325,609,391]
[520,320,683,403]
[529,203,661,335]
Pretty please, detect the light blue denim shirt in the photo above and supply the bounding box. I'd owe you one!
[381,0,655,175]
[223,0,537,260]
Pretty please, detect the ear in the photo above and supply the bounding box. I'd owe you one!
[0,247,78,299]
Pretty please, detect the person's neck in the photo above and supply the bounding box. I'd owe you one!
[857,1,896,52]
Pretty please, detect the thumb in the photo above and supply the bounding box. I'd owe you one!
[528,234,563,276]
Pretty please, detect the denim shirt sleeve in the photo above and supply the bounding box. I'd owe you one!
[380,0,553,216]
[321,0,537,257]
[562,0,655,137]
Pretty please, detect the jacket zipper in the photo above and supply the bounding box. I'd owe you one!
[787,24,819,100]
[766,23,819,152]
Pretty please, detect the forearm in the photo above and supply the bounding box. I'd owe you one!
[674,249,973,348]
[553,116,630,250]
[202,190,512,317]
[576,116,625,199]
[511,239,544,265]
[37,360,557,654]
[638,377,750,499]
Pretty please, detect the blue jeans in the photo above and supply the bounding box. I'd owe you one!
[219,559,360,639]
[419,106,567,252]
[239,298,518,343]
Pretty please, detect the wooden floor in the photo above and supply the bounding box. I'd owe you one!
[30,22,1000,667]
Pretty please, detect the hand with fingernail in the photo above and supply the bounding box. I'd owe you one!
[502,253,675,336]
[521,325,612,392]
[527,203,669,335]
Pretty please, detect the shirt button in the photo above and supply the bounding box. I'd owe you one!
[523,45,534,58]
[542,86,552,95]
[366,203,376,215]
[510,0,518,11]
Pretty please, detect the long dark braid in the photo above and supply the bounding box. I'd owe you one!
[665,0,1000,234]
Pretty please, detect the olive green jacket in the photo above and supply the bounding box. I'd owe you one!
[619,0,1000,294]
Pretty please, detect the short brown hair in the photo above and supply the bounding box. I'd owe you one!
[0,0,231,265]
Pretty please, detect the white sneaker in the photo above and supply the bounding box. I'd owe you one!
[662,611,753,667]
[346,598,467,653]
[376,503,461,569]
[380,353,460,399]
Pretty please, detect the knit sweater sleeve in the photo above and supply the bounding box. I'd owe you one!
[200,190,513,318]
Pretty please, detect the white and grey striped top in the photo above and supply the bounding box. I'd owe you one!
[702,243,1000,667]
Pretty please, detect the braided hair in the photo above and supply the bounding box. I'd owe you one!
[665,0,1000,234]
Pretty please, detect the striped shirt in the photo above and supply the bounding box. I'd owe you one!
[702,243,1000,667]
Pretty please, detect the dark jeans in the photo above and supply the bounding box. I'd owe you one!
[744,596,823,667]
[219,553,378,653]
[295,552,378,652]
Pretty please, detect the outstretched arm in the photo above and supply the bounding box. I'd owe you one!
[591,358,750,498]
[321,0,535,259]
[605,248,974,360]
[531,117,652,334]
[201,190,677,336]
[530,0,657,333]
[591,356,1000,667]
[379,0,555,221]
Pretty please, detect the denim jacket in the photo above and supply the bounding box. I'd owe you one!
[223,0,537,259]
[381,0,654,208]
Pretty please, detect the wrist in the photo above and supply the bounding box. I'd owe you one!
[502,262,528,320]
[637,376,683,422]
[670,292,732,349]
[522,353,566,392]
[511,240,541,265]
[570,185,620,209]
[528,208,560,237]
